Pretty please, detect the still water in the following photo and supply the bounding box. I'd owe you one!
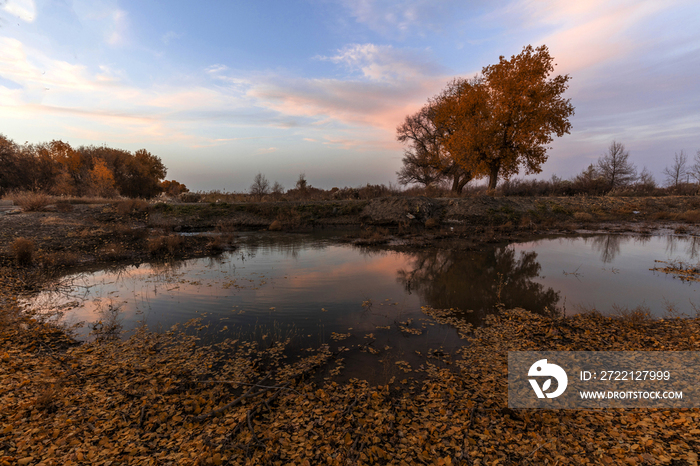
[31,232,700,350]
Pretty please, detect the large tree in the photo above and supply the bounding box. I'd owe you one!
[396,102,474,193]
[434,45,574,190]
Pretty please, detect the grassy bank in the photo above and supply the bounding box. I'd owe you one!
[2,196,700,274]
[1,304,699,465]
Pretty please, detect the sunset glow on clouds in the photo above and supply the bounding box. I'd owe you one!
[0,0,698,190]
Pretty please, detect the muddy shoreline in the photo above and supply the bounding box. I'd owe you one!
[1,195,699,301]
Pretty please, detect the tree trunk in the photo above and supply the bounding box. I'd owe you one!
[487,163,500,191]
[450,171,473,194]
[450,175,462,193]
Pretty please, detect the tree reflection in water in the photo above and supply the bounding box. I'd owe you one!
[396,247,561,325]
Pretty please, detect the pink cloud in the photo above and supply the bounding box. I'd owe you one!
[495,0,675,76]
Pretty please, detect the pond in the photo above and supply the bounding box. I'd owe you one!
[28,232,700,380]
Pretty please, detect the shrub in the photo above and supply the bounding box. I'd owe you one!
[12,238,34,265]
[178,192,203,203]
[268,220,282,231]
[11,191,53,211]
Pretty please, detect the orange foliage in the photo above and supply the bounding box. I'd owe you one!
[432,45,575,190]
[89,159,117,197]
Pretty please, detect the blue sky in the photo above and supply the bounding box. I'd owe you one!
[1,0,699,191]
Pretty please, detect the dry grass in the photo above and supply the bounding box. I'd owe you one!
[650,211,674,221]
[573,211,593,222]
[12,237,35,265]
[355,227,391,246]
[110,223,149,241]
[518,215,535,229]
[268,220,282,231]
[10,191,53,211]
[612,304,653,323]
[678,210,700,223]
[115,199,150,216]
[147,235,183,255]
[146,212,178,231]
[99,242,129,261]
[39,251,79,269]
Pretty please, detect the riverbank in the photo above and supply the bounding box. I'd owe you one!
[1,305,699,465]
[2,196,700,277]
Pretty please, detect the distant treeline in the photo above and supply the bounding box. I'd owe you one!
[0,135,187,199]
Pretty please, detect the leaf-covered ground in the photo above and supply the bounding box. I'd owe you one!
[2,301,700,465]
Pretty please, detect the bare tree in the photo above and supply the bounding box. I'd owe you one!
[396,151,444,188]
[662,151,688,188]
[637,166,656,191]
[271,181,284,195]
[396,102,473,193]
[249,172,270,197]
[689,150,700,184]
[597,141,637,190]
[295,173,307,191]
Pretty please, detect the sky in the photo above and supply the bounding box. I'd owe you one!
[0,0,699,192]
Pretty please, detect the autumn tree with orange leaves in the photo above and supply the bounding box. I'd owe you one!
[399,45,574,191]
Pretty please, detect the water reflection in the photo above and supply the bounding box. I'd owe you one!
[27,232,700,345]
[397,247,561,324]
[588,235,623,263]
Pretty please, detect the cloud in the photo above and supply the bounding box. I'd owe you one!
[205,64,229,74]
[247,43,450,144]
[255,147,278,154]
[487,0,684,75]
[161,31,180,45]
[105,9,128,46]
[318,43,443,82]
[0,36,263,146]
[336,0,485,38]
[249,75,443,136]
[1,0,35,22]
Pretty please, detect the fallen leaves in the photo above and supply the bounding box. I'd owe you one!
[3,302,700,464]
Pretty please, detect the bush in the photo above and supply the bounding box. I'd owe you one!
[179,192,203,203]
[11,191,53,211]
[268,220,282,231]
[12,238,34,265]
